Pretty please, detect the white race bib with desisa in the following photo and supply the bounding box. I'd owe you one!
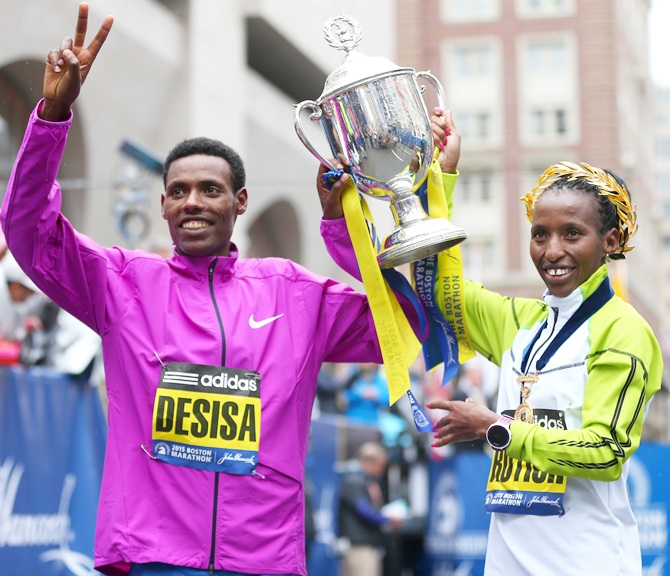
[151,362,262,475]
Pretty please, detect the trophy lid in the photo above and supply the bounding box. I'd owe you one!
[319,15,412,99]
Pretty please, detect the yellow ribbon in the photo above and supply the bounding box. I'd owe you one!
[341,181,422,405]
[422,160,476,364]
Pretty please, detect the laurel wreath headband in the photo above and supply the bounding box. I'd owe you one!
[520,161,637,259]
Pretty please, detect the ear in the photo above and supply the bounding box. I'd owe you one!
[235,187,248,216]
[160,194,167,220]
[603,227,620,257]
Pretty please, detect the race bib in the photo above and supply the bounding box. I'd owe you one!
[151,362,262,475]
[485,409,567,516]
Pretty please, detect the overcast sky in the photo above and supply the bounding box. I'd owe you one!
[649,0,670,88]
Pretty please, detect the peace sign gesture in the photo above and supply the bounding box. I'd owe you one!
[41,2,114,122]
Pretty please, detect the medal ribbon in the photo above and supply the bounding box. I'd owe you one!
[412,160,476,385]
[520,276,614,375]
[340,179,423,406]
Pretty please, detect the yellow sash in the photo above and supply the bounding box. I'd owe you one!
[341,182,421,405]
[422,161,476,364]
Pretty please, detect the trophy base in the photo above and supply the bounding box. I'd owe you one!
[377,218,468,269]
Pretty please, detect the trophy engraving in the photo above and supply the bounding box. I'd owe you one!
[295,15,467,268]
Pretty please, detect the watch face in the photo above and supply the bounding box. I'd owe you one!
[487,424,510,448]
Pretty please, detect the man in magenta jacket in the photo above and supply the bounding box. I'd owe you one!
[1,4,399,575]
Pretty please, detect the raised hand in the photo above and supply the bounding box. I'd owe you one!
[430,108,461,175]
[315,157,351,220]
[41,2,114,121]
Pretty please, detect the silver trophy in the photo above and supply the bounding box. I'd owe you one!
[295,15,467,269]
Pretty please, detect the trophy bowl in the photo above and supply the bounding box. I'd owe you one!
[295,15,467,269]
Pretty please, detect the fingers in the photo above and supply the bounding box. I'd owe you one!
[72,1,114,59]
[430,108,449,151]
[73,2,89,49]
[426,398,453,411]
[87,15,115,59]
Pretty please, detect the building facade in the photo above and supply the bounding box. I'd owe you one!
[0,0,394,282]
[396,0,661,332]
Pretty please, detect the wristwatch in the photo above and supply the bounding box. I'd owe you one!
[486,415,514,451]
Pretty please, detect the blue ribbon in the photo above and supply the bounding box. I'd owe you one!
[407,389,434,432]
[412,177,461,386]
[321,169,344,190]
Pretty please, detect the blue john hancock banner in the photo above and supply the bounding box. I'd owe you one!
[151,362,262,475]
[0,365,107,575]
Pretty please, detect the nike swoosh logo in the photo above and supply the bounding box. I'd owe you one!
[248,313,284,329]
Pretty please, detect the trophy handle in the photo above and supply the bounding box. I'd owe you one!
[294,100,338,171]
[415,71,447,114]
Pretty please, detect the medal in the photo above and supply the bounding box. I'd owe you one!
[515,374,538,423]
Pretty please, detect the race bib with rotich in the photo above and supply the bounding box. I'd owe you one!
[485,409,567,516]
[151,362,262,475]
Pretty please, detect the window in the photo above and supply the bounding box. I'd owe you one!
[530,108,568,138]
[453,46,493,77]
[441,0,501,23]
[460,174,472,203]
[516,0,575,19]
[532,110,546,136]
[658,174,670,194]
[657,138,670,158]
[456,172,494,203]
[528,40,568,74]
[556,109,567,134]
[460,242,471,267]
[483,240,495,268]
[456,111,492,141]
[481,173,491,201]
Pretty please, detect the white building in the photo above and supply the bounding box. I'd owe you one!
[0,0,395,281]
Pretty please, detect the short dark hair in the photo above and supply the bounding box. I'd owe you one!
[546,170,630,237]
[162,137,246,192]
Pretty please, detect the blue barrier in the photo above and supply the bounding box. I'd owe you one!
[423,446,670,575]
[2,373,667,576]
[0,366,107,575]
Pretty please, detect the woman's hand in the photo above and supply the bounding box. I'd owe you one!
[430,108,461,174]
[428,398,498,447]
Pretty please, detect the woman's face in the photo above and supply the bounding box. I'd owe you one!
[530,187,619,298]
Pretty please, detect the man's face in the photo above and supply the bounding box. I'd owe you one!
[162,155,247,257]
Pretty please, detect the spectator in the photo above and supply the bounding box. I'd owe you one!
[337,441,402,576]
[342,363,390,425]
[1,251,101,375]
[316,362,347,415]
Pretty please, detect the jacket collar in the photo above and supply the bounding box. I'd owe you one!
[167,243,239,282]
[543,264,609,320]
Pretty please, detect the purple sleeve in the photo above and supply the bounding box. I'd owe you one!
[320,216,424,339]
[0,102,112,333]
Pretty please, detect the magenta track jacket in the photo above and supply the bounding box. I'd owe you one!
[1,104,386,575]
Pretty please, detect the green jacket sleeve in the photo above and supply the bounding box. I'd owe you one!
[506,297,663,481]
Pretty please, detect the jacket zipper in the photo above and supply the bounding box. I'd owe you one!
[208,260,227,572]
[525,307,558,373]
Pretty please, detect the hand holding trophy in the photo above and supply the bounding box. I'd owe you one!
[295,14,467,268]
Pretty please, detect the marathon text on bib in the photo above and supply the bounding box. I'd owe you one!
[151,362,262,475]
[485,409,567,516]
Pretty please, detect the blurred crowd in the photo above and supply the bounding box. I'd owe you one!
[310,350,670,576]
[309,354,502,576]
[0,230,101,378]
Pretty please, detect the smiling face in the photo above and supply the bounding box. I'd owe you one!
[530,187,619,298]
[161,154,248,258]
